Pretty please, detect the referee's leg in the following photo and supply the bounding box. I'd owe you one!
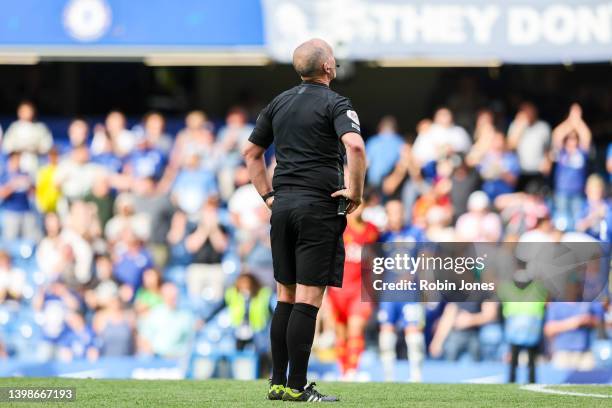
[269,282,295,388]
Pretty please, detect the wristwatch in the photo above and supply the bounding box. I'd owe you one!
[261,190,275,202]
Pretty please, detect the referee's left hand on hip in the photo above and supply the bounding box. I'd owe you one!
[331,188,362,214]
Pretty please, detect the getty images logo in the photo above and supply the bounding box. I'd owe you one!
[63,0,112,42]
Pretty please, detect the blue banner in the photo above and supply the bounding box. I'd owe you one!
[0,0,264,47]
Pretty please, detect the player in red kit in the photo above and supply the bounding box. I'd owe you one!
[327,204,378,380]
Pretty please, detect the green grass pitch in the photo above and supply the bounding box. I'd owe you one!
[0,378,609,407]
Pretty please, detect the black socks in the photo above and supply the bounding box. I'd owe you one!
[286,303,319,391]
[270,301,294,385]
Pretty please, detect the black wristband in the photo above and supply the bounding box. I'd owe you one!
[261,190,275,202]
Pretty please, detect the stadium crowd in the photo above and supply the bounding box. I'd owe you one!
[0,98,610,382]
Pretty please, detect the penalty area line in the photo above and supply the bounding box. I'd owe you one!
[520,384,611,399]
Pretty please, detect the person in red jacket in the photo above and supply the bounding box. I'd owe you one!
[327,204,378,379]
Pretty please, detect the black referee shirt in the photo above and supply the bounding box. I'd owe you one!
[249,80,362,195]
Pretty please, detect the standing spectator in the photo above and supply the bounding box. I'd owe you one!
[84,175,115,229]
[137,283,194,358]
[449,155,481,220]
[67,118,89,150]
[216,107,254,200]
[171,152,218,218]
[2,101,52,174]
[91,111,135,158]
[365,116,404,187]
[455,191,502,242]
[0,152,39,241]
[468,130,520,200]
[508,102,551,188]
[112,228,154,295]
[185,197,229,302]
[381,142,425,216]
[139,112,173,155]
[576,174,610,240]
[412,108,472,169]
[57,312,98,362]
[36,212,67,283]
[55,145,105,204]
[35,148,61,214]
[551,104,592,231]
[134,268,164,316]
[132,176,174,267]
[124,133,166,182]
[84,254,124,311]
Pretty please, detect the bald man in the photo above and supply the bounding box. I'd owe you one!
[243,38,366,402]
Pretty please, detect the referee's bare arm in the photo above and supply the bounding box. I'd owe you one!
[331,132,366,213]
[242,141,274,208]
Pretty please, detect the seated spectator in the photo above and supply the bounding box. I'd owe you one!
[508,102,551,188]
[112,228,154,295]
[468,130,520,200]
[576,174,609,240]
[0,151,39,241]
[185,197,229,302]
[2,100,52,174]
[57,312,98,362]
[0,250,26,303]
[429,300,498,361]
[551,104,592,231]
[455,191,502,242]
[33,279,82,361]
[544,301,602,370]
[365,116,404,187]
[92,295,135,357]
[84,254,127,311]
[35,147,61,213]
[134,268,163,316]
[137,283,194,358]
[171,152,218,218]
[412,108,472,168]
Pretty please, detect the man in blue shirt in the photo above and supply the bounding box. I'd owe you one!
[113,229,154,295]
[0,152,39,240]
[365,116,404,188]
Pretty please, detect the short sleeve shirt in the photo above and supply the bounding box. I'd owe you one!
[249,81,362,195]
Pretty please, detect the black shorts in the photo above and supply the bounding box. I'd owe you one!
[270,189,347,288]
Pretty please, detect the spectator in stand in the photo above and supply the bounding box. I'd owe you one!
[551,104,592,231]
[35,147,61,214]
[93,295,135,357]
[171,152,218,218]
[2,101,53,174]
[112,228,154,296]
[185,197,229,302]
[137,282,194,358]
[124,131,166,183]
[84,174,115,229]
[0,250,26,303]
[132,176,174,267]
[495,182,550,240]
[455,191,502,242]
[576,174,610,241]
[381,142,425,217]
[606,142,612,182]
[449,154,481,221]
[89,125,123,174]
[468,130,520,200]
[59,201,96,286]
[429,298,498,362]
[138,112,173,155]
[508,102,551,188]
[33,279,82,361]
[67,118,89,151]
[544,301,602,370]
[54,145,105,204]
[412,107,472,170]
[91,111,135,158]
[134,268,163,316]
[216,107,255,200]
[36,212,67,283]
[0,152,39,241]
[57,312,98,362]
[166,210,193,267]
[365,116,404,188]
[84,254,125,311]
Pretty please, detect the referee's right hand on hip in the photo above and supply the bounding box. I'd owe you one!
[331,188,362,214]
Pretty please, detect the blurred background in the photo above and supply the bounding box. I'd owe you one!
[0,0,610,383]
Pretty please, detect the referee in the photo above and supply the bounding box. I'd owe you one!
[242,38,366,402]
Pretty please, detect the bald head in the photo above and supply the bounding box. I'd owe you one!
[292,38,334,79]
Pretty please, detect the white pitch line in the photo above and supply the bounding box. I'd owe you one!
[521,384,612,399]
